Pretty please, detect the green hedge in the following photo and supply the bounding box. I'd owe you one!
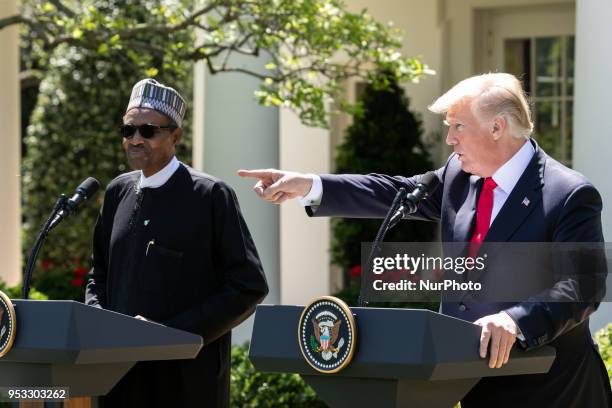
[231,343,326,408]
[0,280,48,300]
[595,323,612,384]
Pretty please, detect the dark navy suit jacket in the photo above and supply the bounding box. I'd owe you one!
[308,140,611,407]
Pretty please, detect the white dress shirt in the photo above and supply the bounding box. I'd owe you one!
[488,140,535,225]
[139,156,180,189]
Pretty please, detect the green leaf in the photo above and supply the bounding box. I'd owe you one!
[42,3,55,13]
[97,43,108,55]
[84,21,97,31]
[71,28,83,39]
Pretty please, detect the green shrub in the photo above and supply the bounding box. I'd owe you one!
[0,280,48,300]
[595,323,612,384]
[231,343,326,408]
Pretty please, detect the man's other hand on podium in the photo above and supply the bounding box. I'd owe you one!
[474,312,519,368]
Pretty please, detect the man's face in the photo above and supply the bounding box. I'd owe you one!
[122,108,181,177]
[444,99,500,177]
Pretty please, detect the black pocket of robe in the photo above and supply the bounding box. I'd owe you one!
[143,243,184,296]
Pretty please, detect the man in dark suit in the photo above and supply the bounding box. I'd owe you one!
[239,73,611,407]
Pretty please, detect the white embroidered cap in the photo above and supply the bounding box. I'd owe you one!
[126,78,186,127]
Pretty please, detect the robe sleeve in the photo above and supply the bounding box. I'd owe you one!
[163,181,269,344]
[85,186,114,308]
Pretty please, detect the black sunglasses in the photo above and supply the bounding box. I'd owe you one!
[119,123,177,139]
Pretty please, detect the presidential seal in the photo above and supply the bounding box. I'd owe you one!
[298,296,356,374]
[0,291,16,358]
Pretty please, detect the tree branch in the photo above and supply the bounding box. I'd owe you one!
[207,64,269,81]
[20,69,43,90]
[0,14,31,30]
[118,2,223,39]
[48,0,76,18]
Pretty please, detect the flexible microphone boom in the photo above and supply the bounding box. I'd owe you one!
[48,177,101,231]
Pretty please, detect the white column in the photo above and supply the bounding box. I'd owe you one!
[279,110,331,305]
[0,0,22,287]
[573,0,612,332]
[574,0,612,237]
[195,54,280,344]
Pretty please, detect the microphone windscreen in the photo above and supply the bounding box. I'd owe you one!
[419,171,440,192]
[76,177,101,200]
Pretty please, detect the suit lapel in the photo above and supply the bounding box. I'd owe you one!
[453,175,482,242]
[484,147,545,243]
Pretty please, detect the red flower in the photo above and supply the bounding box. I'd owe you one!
[73,266,88,277]
[42,259,54,271]
[350,265,362,277]
[71,277,84,287]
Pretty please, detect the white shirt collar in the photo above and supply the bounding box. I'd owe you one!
[139,156,180,189]
[491,140,535,194]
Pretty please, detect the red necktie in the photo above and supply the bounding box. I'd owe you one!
[469,177,497,258]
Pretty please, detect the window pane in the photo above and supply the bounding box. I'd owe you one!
[535,101,562,159]
[567,36,575,95]
[535,37,562,97]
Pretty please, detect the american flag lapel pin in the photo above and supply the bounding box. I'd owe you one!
[521,197,530,207]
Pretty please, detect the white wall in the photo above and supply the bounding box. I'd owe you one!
[0,0,21,287]
[573,0,612,332]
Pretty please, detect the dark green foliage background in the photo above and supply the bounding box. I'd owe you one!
[21,0,193,300]
[331,74,437,281]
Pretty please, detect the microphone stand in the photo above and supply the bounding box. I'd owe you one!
[357,188,406,307]
[21,194,68,299]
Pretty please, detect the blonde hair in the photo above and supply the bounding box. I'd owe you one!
[429,73,534,139]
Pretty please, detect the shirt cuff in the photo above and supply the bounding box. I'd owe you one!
[298,174,323,206]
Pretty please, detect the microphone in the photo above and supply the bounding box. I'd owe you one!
[389,171,440,228]
[48,177,101,231]
[22,177,101,299]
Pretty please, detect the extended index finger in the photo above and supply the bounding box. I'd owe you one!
[237,169,276,181]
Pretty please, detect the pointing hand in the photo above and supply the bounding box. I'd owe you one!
[237,169,314,204]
